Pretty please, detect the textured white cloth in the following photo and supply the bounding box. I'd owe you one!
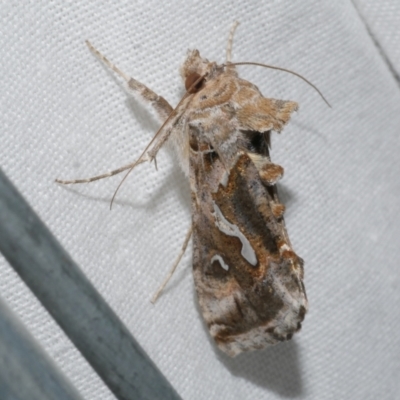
[1,1,400,399]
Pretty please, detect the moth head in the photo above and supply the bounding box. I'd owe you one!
[181,49,216,94]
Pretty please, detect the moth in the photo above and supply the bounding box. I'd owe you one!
[57,22,325,357]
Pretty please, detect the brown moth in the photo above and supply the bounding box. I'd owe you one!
[57,23,310,357]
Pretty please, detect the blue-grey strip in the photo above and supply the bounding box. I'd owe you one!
[0,295,85,400]
[0,169,182,400]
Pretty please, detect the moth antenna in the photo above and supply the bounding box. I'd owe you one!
[226,61,331,107]
[109,73,206,209]
[151,225,193,303]
[226,21,240,63]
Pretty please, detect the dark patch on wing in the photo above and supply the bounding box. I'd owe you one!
[241,129,271,156]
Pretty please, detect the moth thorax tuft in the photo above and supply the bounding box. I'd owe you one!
[185,72,204,93]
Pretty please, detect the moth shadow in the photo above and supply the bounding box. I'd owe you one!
[125,95,161,134]
[193,292,304,397]
[276,183,296,214]
[218,340,304,397]
[101,59,162,134]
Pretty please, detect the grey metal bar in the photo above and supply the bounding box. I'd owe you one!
[0,294,85,400]
[0,169,182,400]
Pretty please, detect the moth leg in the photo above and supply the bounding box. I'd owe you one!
[55,158,148,185]
[56,42,175,185]
[86,41,173,120]
[151,225,193,304]
[226,21,239,63]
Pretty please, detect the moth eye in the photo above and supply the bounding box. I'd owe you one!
[185,72,205,93]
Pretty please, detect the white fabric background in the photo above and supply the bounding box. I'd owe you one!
[1,1,400,399]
